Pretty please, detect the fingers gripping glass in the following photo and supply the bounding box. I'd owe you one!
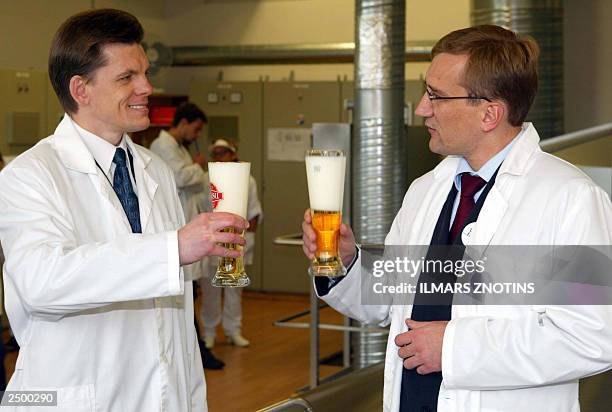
[425,88,492,102]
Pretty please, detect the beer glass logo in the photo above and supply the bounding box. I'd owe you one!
[210,183,223,209]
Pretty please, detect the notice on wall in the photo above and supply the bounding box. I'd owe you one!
[267,128,311,162]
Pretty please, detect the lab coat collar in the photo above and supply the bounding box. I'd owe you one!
[53,114,156,233]
[498,122,541,177]
[53,114,152,174]
[53,114,97,174]
[430,122,541,182]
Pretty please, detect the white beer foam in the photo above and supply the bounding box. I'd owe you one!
[208,161,251,218]
[305,154,346,211]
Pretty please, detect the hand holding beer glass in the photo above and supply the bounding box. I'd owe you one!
[208,161,251,287]
[305,150,347,277]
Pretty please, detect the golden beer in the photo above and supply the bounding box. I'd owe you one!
[209,161,251,287]
[311,210,344,275]
[215,227,246,283]
[305,150,347,277]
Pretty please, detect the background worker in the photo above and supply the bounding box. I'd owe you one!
[150,102,225,369]
[201,138,263,348]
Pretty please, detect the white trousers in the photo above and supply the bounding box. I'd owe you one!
[199,268,242,337]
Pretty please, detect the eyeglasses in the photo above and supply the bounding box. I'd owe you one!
[425,88,492,103]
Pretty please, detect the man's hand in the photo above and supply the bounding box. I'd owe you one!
[178,212,248,265]
[301,208,356,267]
[395,319,449,375]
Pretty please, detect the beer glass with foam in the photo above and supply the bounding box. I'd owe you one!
[305,150,347,277]
[208,161,251,287]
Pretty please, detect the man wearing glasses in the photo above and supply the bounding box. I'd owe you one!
[302,25,612,411]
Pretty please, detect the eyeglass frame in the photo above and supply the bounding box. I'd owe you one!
[424,86,492,103]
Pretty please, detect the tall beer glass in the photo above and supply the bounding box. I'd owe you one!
[305,150,347,277]
[208,161,251,287]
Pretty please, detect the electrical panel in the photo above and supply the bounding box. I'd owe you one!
[0,69,47,157]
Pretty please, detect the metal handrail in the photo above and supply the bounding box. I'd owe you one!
[540,122,612,153]
[274,306,389,333]
[257,398,313,412]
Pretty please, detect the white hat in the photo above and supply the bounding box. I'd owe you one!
[209,138,237,153]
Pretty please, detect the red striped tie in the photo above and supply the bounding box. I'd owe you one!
[450,173,486,241]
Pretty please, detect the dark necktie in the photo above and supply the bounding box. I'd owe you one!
[450,173,486,241]
[113,148,141,233]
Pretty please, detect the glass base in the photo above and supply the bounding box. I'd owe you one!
[211,272,250,288]
[308,262,347,277]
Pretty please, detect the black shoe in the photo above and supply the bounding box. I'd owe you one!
[5,337,18,353]
[199,340,225,370]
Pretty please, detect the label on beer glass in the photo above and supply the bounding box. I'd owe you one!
[210,183,223,209]
[208,162,250,218]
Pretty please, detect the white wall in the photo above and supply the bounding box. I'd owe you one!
[0,0,166,86]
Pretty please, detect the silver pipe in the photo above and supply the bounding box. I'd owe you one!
[353,0,407,244]
[540,123,612,153]
[170,42,433,66]
[351,0,406,370]
[309,282,320,389]
[472,0,564,139]
[274,320,389,333]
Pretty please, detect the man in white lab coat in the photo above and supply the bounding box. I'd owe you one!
[201,138,263,348]
[302,25,612,411]
[0,9,247,412]
[150,102,226,369]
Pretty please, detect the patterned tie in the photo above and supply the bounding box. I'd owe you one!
[113,148,141,233]
[450,173,486,241]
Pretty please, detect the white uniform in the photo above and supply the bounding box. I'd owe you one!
[0,116,206,411]
[319,123,612,412]
[200,173,263,337]
[150,129,209,279]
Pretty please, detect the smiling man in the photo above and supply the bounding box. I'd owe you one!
[302,25,612,411]
[0,9,247,411]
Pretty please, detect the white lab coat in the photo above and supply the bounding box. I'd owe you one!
[319,123,612,412]
[0,116,206,411]
[150,130,209,279]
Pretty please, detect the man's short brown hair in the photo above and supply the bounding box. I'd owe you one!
[48,9,144,114]
[432,25,539,126]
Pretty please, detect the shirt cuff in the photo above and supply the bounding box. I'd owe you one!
[313,246,360,296]
[441,318,458,388]
[167,230,183,295]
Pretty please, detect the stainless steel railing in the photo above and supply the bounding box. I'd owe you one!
[540,122,612,153]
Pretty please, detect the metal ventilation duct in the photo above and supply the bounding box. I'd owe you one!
[351,0,407,369]
[472,0,564,138]
[143,42,433,75]
[353,0,407,244]
[170,42,433,66]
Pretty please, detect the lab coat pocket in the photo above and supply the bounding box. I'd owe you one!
[53,384,95,412]
[15,385,96,412]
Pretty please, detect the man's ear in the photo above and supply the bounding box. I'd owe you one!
[69,75,90,108]
[481,101,505,132]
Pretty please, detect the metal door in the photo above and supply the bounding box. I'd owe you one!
[262,81,341,293]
